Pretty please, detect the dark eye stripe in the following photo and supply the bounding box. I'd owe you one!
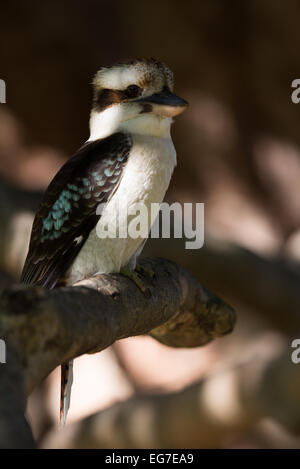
[95,85,143,112]
[95,89,127,111]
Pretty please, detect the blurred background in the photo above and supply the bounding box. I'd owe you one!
[1,0,300,448]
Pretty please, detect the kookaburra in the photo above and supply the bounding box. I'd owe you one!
[21,58,188,424]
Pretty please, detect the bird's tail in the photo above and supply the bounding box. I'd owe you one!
[60,360,74,426]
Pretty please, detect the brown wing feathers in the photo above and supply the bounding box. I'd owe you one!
[21,132,132,289]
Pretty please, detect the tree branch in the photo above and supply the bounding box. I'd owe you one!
[0,257,235,448]
[144,237,300,334]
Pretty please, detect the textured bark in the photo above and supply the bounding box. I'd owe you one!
[144,237,300,334]
[0,257,235,448]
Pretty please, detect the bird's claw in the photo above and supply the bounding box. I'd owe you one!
[120,267,151,297]
[135,263,155,279]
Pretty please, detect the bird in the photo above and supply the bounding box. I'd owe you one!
[20,58,188,425]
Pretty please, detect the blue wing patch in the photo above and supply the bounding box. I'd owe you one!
[21,132,132,287]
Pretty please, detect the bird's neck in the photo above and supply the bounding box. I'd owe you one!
[119,114,172,138]
[88,108,172,141]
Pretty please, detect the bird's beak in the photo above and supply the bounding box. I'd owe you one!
[137,88,188,117]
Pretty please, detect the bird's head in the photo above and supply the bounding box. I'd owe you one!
[89,58,188,140]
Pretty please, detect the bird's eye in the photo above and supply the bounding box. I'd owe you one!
[125,84,142,98]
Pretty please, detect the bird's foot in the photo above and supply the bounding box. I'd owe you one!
[135,263,155,280]
[120,267,151,297]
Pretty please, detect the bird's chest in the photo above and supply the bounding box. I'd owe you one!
[67,135,176,283]
[111,135,176,209]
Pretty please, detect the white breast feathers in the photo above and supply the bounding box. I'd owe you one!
[66,133,176,285]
